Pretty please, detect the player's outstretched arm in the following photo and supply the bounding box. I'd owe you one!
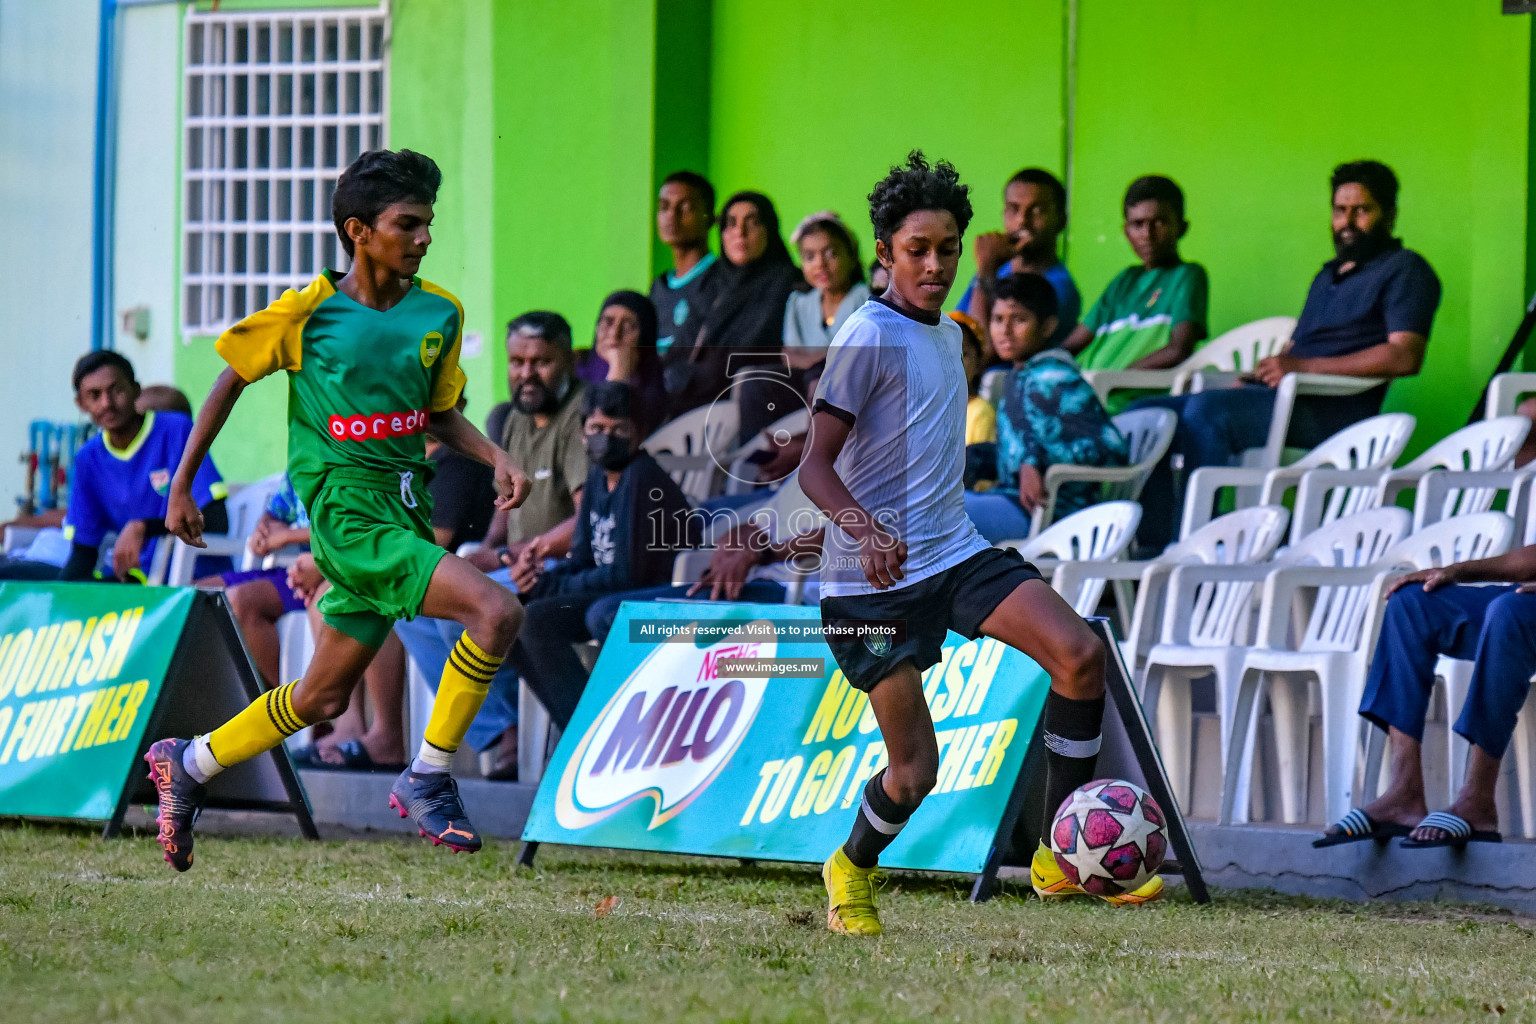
[167,367,247,548]
[799,410,907,590]
[428,407,530,511]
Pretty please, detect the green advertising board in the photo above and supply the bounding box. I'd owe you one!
[0,583,316,837]
[522,601,1050,877]
[0,583,194,821]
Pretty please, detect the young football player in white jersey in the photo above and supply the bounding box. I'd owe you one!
[802,152,1158,936]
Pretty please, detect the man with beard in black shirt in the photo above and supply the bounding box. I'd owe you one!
[1132,160,1440,550]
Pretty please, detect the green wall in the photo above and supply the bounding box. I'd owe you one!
[709,0,1066,263]
[1069,0,1531,453]
[172,0,1536,482]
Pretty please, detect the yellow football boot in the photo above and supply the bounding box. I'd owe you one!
[1030,841,1080,901]
[822,848,882,936]
[1101,874,1164,906]
[1030,841,1164,906]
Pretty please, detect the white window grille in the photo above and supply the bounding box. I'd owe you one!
[182,5,388,332]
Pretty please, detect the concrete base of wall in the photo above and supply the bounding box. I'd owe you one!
[119,769,538,844]
[120,774,1536,914]
[1184,822,1536,913]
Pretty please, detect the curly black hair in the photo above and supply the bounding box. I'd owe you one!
[867,150,973,245]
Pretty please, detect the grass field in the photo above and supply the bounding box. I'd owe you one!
[3,825,1535,1024]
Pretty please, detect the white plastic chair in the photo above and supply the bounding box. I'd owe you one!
[1055,506,1292,692]
[1,525,40,554]
[1511,688,1536,839]
[1228,511,1513,827]
[1082,316,1296,408]
[1181,413,1414,542]
[1141,507,1412,819]
[1360,517,1526,812]
[643,401,740,501]
[159,474,285,585]
[1485,371,1536,420]
[1000,501,1141,616]
[1376,417,1530,529]
[1029,408,1177,537]
[723,408,810,495]
[1186,369,1389,475]
[1407,468,1535,538]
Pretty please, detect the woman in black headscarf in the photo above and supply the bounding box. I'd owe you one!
[576,290,668,438]
[663,191,802,442]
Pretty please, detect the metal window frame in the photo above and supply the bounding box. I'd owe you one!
[181,3,388,333]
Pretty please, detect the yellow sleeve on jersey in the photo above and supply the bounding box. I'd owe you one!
[418,278,468,412]
[214,274,335,383]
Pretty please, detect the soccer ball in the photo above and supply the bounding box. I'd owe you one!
[1048,778,1167,896]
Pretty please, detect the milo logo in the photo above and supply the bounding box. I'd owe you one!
[554,624,769,830]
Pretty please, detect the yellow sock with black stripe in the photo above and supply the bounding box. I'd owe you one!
[415,633,501,773]
[184,681,310,783]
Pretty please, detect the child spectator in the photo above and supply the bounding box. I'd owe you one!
[958,167,1080,350]
[965,274,1128,543]
[575,291,668,438]
[510,382,701,729]
[17,352,229,583]
[949,312,998,446]
[784,211,870,365]
[1063,175,1208,409]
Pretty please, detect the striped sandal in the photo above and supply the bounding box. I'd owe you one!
[1312,807,1412,848]
[1400,811,1501,849]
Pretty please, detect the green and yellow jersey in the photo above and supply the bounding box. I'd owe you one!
[215,270,467,509]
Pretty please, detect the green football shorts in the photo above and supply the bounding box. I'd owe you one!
[308,467,447,649]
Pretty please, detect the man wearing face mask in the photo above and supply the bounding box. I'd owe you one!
[1129,160,1440,552]
[510,382,702,730]
[394,311,589,778]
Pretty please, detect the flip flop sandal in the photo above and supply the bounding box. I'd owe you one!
[1399,811,1502,849]
[1313,807,1413,847]
[297,739,406,774]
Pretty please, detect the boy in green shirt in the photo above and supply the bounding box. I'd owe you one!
[144,149,531,871]
[1064,175,1208,409]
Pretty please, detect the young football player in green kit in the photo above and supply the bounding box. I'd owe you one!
[145,149,530,871]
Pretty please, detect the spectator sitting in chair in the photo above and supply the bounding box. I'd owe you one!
[583,469,829,645]
[0,352,228,582]
[958,167,1080,352]
[214,474,311,688]
[963,273,1127,545]
[1062,175,1207,396]
[784,211,870,366]
[393,311,589,779]
[1317,545,1536,849]
[1131,160,1440,553]
[575,291,668,438]
[509,381,701,730]
[651,170,724,355]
